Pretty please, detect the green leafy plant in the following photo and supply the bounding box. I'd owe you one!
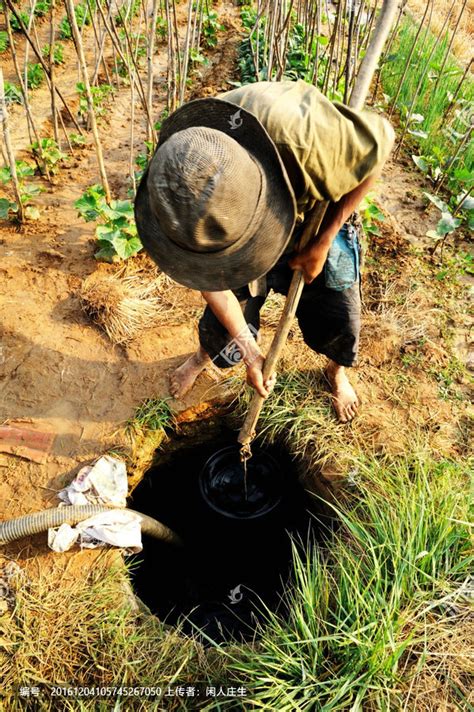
[42,42,64,65]
[423,191,472,246]
[202,9,224,49]
[77,82,113,122]
[26,63,45,90]
[34,0,51,18]
[0,161,42,221]
[359,193,385,236]
[3,82,23,104]
[399,108,428,141]
[59,16,72,39]
[0,30,9,53]
[31,138,67,176]
[411,150,444,184]
[156,15,167,41]
[130,139,154,187]
[70,132,86,147]
[75,184,142,261]
[189,47,207,68]
[9,10,30,32]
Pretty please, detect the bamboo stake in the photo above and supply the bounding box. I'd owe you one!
[129,69,136,194]
[49,1,59,145]
[179,0,193,104]
[64,0,110,202]
[0,68,24,222]
[371,0,406,103]
[147,0,159,143]
[350,0,399,110]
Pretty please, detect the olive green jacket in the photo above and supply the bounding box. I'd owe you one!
[221,80,394,221]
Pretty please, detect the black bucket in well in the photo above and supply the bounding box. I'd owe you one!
[129,433,315,643]
[199,444,284,520]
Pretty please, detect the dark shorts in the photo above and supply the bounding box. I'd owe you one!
[199,223,362,368]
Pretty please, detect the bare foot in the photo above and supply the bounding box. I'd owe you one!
[324,361,360,423]
[169,347,213,399]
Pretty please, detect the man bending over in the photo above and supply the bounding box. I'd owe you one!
[135,80,394,422]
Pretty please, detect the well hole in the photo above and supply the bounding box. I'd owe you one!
[129,429,321,642]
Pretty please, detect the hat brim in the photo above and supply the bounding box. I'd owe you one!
[134,98,296,291]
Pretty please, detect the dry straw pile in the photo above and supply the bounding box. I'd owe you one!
[80,263,194,344]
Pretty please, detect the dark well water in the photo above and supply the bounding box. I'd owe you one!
[129,435,318,643]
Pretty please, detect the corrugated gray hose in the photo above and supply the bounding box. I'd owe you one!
[0,505,183,547]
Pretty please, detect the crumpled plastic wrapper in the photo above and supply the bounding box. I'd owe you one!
[48,456,142,554]
[58,455,128,507]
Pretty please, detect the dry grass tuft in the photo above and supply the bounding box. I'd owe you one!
[400,610,474,711]
[0,557,225,710]
[80,265,196,345]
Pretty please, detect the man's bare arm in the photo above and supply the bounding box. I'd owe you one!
[289,172,379,283]
[201,290,275,397]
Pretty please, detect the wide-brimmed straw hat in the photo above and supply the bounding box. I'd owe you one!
[134,98,296,291]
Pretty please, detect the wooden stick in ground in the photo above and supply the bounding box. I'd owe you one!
[146,0,159,144]
[49,1,59,145]
[4,0,83,135]
[4,9,46,173]
[238,0,400,450]
[0,68,24,222]
[64,0,110,202]
[349,0,400,110]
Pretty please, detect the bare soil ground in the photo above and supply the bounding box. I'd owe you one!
[0,0,471,622]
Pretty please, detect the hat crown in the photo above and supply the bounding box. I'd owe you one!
[147,127,264,254]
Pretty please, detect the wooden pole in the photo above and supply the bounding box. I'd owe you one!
[64,0,110,202]
[350,0,400,110]
[0,68,24,221]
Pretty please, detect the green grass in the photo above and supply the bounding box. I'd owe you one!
[381,17,474,197]
[221,454,473,710]
[126,398,174,433]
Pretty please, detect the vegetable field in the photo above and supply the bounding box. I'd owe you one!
[0,0,472,709]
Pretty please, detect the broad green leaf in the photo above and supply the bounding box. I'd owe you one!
[23,183,42,196]
[110,199,134,215]
[110,233,132,259]
[412,155,428,173]
[436,211,461,236]
[25,205,40,220]
[75,193,102,221]
[408,129,428,139]
[456,193,474,211]
[0,167,11,184]
[95,224,119,242]
[453,167,473,185]
[423,192,449,213]
[0,197,13,218]
[95,241,118,262]
[467,214,474,231]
